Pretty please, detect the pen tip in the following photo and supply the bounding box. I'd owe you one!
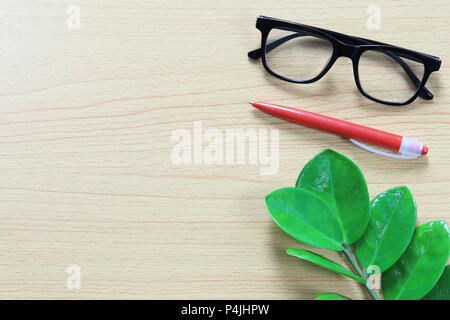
[421,145,428,155]
[248,101,254,106]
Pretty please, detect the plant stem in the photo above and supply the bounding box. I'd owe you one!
[343,244,381,300]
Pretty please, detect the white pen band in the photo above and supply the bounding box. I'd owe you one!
[399,136,424,157]
[350,137,425,159]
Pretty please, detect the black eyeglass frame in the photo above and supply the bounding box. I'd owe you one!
[248,16,441,106]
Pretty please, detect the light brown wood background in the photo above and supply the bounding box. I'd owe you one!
[0,0,448,299]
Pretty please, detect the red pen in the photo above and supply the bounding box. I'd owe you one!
[250,102,428,159]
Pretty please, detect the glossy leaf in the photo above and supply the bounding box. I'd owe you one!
[355,186,417,273]
[382,220,450,300]
[315,293,351,300]
[266,188,343,251]
[296,149,370,245]
[422,265,450,300]
[287,248,365,284]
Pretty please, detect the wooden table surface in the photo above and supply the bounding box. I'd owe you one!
[0,0,448,299]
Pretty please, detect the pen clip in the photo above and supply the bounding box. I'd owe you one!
[350,139,420,159]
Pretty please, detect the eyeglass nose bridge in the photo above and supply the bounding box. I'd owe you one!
[336,43,359,59]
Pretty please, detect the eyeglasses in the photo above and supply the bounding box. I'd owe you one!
[248,16,441,106]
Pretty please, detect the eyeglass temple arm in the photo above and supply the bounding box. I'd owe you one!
[248,32,301,59]
[248,33,433,100]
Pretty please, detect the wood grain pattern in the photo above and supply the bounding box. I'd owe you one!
[0,0,448,299]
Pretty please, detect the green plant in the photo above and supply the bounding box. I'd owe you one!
[265,149,450,300]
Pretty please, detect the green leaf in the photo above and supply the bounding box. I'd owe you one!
[296,149,370,245]
[422,265,450,300]
[287,248,365,284]
[265,188,343,251]
[382,220,450,300]
[355,186,417,273]
[315,292,351,300]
